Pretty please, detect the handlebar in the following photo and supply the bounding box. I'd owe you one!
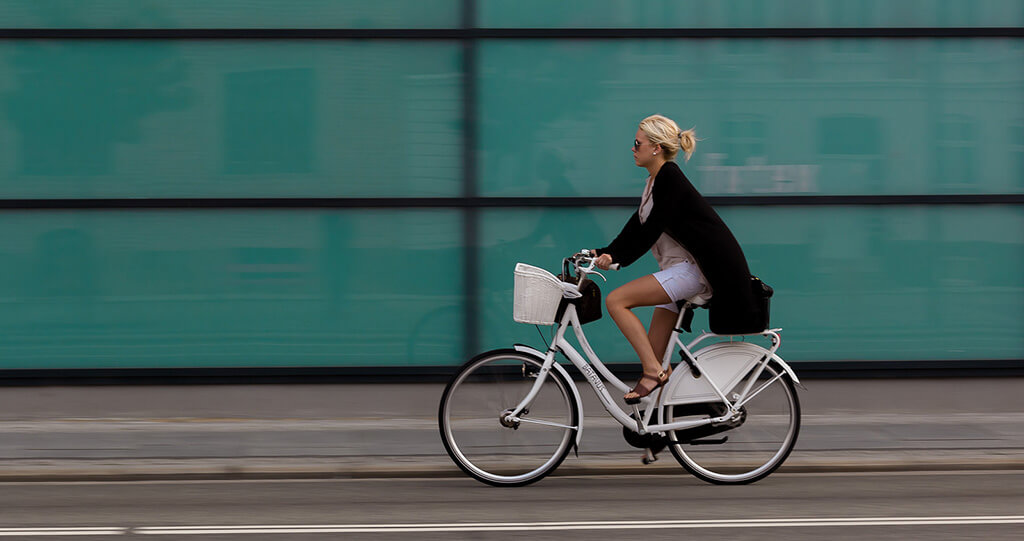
[564,249,619,283]
[578,249,620,271]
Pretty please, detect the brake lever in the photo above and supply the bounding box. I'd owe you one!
[578,249,618,276]
[578,260,607,282]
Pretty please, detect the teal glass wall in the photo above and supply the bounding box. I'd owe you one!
[479,39,1024,197]
[479,1,1024,28]
[0,2,1021,371]
[0,1,460,28]
[0,41,462,198]
[0,211,463,369]
[481,207,1024,362]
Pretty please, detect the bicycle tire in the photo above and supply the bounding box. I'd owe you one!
[663,352,800,485]
[438,349,579,487]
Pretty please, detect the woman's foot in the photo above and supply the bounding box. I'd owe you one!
[624,370,670,404]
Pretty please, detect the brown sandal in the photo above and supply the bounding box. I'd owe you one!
[624,371,669,405]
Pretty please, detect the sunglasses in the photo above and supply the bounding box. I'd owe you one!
[632,139,642,151]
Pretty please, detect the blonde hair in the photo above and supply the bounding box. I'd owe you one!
[639,114,697,162]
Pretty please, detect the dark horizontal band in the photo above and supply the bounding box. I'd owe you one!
[0,193,1020,210]
[0,27,1022,40]
[0,358,1020,386]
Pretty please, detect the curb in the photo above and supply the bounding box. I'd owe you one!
[2,453,1022,482]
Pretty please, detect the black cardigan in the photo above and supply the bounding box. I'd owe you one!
[597,162,762,334]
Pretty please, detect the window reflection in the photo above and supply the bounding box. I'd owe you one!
[481,40,1023,196]
[935,116,977,189]
[478,0,1024,28]
[0,211,463,369]
[482,207,1024,362]
[0,42,462,198]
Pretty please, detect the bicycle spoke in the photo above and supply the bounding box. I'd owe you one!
[664,344,800,485]
[439,350,578,487]
[734,371,785,409]
[512,418,578,430]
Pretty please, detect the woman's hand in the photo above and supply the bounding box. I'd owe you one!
[594,252,614,270]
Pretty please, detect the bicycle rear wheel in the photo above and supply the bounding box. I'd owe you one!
[664,360,800,485]
[438,349,578,487]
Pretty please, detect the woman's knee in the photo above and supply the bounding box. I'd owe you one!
[606,287,635,311]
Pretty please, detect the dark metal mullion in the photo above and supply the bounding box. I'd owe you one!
[461,0,480,361]
[1,27,1022,39]
[0,194,1021,210]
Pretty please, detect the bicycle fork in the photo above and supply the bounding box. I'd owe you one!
[505,344,587,451]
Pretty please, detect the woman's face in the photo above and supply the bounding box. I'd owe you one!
[632,129,658,169]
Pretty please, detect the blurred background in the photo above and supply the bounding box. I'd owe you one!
[0,0,1021,375]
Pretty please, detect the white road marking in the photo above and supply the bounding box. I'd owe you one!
[776,469,1024,478]
[2,468,1020,486]
[0,527,126,536]
[3,516,1021,536]
[133,516,1024,534]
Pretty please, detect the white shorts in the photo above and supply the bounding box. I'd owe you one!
[652,261,708,314]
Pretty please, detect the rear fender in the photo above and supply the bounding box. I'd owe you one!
[663,342,802,406]
[770,352,803,388]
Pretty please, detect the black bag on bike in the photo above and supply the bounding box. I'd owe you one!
[555,274,602,325]
[707,276,773,334]
[748,275,773,331]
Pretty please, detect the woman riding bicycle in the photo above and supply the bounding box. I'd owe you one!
[593,114,762,404]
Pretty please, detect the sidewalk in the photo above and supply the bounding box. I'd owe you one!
[0,378,1021,481]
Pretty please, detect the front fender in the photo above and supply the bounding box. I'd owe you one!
[513,344,584,449]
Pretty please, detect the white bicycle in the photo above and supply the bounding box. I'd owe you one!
[438,250,802,486]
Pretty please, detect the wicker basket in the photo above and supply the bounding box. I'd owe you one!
[513,263,569,325]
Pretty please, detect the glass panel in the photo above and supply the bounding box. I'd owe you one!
[479,208,656,365]
[0,41,462,198]
[480,207,1024,363]
[479,39,1024,197]
[0,210,463,369]
[479,0,1024,28]
[0,0,460,28]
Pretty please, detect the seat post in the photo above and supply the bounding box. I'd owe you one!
[674,301,697,334]
[674,302,691,328]
[660,301,693,374]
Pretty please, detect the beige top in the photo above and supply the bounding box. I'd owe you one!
[639,175,713,303]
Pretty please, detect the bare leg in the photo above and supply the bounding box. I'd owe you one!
[605,275,672,398]
[638,307,681,460]
[648,307,679,371]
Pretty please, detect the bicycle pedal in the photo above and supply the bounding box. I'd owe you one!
[641,449,658,465]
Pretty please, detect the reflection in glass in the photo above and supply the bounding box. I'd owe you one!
[0,0,461,29]
[0,42,462,198]
[481,207,1024,363]
[478,0,1024,29]
[0,210,463,369]
[479,40,1024,197]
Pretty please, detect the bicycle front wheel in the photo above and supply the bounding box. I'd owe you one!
[438,349,579,487]
[664,359,800,485]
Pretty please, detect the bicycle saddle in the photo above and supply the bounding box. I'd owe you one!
[675,300,707,333]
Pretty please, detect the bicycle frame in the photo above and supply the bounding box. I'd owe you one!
[506,301,799,438]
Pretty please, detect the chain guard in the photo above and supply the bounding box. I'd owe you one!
[669,402,747,443]
[622,411,667,449]
[622,403,747,448]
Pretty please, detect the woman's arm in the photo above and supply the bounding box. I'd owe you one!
[596,210,662,268]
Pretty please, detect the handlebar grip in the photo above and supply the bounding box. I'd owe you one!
[609,263,620,271]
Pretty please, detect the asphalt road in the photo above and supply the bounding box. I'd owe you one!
[0,378,1021,480]
[1,470,1021,539]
